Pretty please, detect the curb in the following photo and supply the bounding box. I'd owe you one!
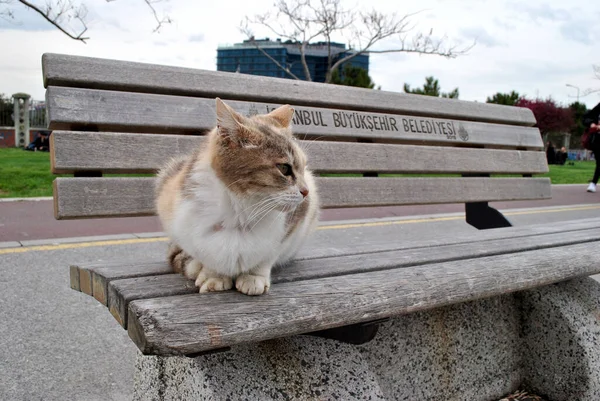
[0,232,166,249]
[0,197,53,202]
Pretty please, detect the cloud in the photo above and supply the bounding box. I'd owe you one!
[559,20,593,45]
[0,0,598,110]
[511,3,571,22]
[189,33,204,42]
[506,3,594,45]
[458,27,503,48]
[493,18,516,31]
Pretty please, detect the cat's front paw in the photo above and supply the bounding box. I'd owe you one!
[235,274,270,296]
[195,272,233,293]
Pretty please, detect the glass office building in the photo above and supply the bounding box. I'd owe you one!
[217,38,369,82]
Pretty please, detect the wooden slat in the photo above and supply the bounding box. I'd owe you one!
[108,274,196,327]
[45,87,543,149]
[52,177,552,219]
[71,217,600,300]
[126,241,600,355]
[69,265,80,291]
[69,259,172,303]
[51,132,548,175]
[105,228,600,328]
[91,261,172,306]
[42,53,536,126]
[320,177,551,208]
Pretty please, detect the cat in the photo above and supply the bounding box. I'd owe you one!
[155,98,319,296]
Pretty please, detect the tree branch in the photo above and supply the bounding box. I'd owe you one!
[242,0,474,84]
[18,0,88,42]
[579,65,600,97]
[0,0,15,21]
[241,35,302,80]
[105,0,171,32]
[14,0,171,42]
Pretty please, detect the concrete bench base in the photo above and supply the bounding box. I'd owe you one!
[134,277,600,401]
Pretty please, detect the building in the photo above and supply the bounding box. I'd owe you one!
[216,38,369,82]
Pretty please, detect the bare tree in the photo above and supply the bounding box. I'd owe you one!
[2,0,171,43]
[241,0,474,83]
[582,64,600,97]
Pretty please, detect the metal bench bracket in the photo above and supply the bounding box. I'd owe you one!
[307,318,389,345]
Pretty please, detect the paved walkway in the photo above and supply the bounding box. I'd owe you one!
[1,190,600,400]
[1,184,599,243]
[2,207,600,401]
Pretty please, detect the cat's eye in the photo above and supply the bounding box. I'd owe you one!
[276,163,293,176]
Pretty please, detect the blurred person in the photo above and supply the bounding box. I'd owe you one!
[24,131,50,152]
[557,146,568,165]
[583,102,600,193]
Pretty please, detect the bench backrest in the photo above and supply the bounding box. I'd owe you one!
[43,53,550,220]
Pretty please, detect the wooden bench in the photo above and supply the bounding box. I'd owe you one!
[43,53,600,399]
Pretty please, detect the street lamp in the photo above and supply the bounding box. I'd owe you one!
[566,84,580,102]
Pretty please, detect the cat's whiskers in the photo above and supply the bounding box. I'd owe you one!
[247,193,296,231]
[224,178,245,190]
[297,135,325,154]
[248,196,292,222]
[237,192,286,222]
[249,201,281,232]
[263,202,297,240]
[242,196,277,219]
[244,195,284,222]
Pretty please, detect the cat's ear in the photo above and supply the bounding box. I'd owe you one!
[215,98,261,148]
[215,98,246,136]
[267,104,295,127]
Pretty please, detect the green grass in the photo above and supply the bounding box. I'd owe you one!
[0,148,597,198]
[0,148,65,198]
[0,148,152,198]
[539,162,597,184]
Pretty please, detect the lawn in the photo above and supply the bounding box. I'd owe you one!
[0,148,66,198]
[0,147,596,198]
[541,162,596,184]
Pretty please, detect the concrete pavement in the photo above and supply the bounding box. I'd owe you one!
[1,186,600,400]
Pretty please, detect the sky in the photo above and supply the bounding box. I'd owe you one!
[0,0,598,109]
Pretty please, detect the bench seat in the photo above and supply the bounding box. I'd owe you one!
[70,217,600,356]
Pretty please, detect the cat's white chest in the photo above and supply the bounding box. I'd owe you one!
[171,183,287,276]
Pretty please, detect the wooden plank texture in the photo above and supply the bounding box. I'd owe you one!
[45,87,543,149]
[69,265,80,291]
[91,261,172,306]
[52,177,552,219]
[43,53,536,126]
[50,131,548,175]
[71,217,600,303]
[70,259,172,304]
[104,227,600,328]
[108,274,196,327]
[127,241,600,355]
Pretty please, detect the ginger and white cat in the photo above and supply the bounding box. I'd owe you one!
[155,98,319,296]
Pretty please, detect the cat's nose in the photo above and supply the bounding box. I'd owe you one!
[299,187,309,198]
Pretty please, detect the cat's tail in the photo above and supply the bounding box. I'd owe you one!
[167,242,191,274]
[167,242,202,280]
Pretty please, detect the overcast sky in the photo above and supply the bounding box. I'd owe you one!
[1,0,598,108]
